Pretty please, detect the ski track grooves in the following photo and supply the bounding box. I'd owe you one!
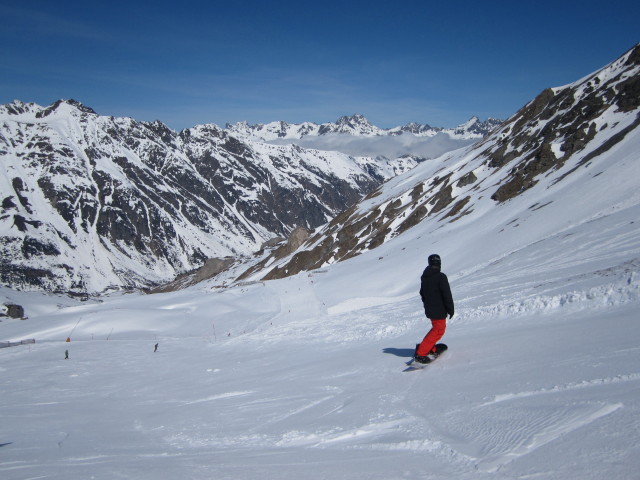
[477,403,623,472]
[178,391,254,406]
[481,372,640,407]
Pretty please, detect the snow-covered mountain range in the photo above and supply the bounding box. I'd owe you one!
[226,114,502,141]
[229,114,503,164]
[0,98,500,295]
[0,103,441,294]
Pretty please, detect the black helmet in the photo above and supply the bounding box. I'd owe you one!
[428,254,441,267]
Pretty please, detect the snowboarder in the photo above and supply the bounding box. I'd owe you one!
[64,349,69,360]
[415,254,454,364]
[154,343,158,352]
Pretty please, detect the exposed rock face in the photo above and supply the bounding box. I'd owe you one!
[486,43,640,203]
[260,237,286,250]
[237,226,311,280]
[147,257,236,294]
[284,227,311,254]
[3,303,25,318]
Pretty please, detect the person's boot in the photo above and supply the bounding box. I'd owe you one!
[415,355,431,364]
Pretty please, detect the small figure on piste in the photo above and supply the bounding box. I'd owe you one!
[64,349,69,360]
[415,254,454,364]
[154,343,158,353]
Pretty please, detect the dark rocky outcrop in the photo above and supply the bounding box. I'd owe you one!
[3,303,25,318]
[147,257,237,294]
[485,43,640,203]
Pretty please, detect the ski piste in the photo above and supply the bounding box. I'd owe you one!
[404,343,448,372]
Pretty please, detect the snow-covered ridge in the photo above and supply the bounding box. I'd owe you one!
[226,113,502,142]
[244,43,640,282]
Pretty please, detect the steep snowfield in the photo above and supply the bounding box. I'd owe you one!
[1,124,638,479]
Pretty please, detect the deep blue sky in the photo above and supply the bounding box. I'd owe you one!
[1,1,638,130]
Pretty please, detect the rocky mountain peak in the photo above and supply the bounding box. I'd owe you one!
[1,100,39,116]
[331,114,380,136]
[34,99,98,119]
[336,113,371,127]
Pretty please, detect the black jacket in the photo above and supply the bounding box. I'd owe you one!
[419,266,454,319]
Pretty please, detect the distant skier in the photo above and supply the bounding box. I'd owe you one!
[154,343,158,352]
[415,254,454,364]
[64,349,69,360]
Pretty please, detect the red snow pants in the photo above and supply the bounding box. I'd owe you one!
[416,319,446,356]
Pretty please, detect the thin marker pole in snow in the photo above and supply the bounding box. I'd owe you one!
[107,327,114,341]
[212,322,217,343]
[68,317,82,340]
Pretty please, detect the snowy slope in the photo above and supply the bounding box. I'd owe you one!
[0,155,638,479]
[1,45,639,479]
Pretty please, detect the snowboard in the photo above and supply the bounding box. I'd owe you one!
[403,343,448,372]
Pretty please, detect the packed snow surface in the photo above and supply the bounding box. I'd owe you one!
[2,167,639,479]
